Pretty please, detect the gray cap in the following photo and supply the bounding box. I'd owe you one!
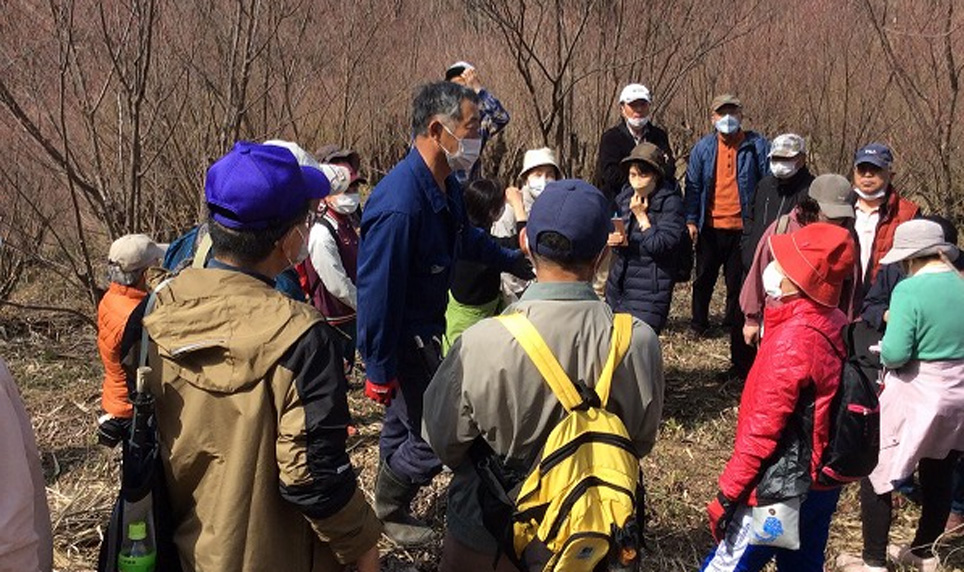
[769,134,806,158]
[880,219,960,265]
[808,174,855,220]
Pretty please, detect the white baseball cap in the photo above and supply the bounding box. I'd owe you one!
[619,84,652,104]
[108,234,167,272]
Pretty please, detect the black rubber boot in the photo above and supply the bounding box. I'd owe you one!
[373,462,435,546]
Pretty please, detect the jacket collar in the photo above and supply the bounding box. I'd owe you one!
[763,296,829,329]
[404,147,457,214]
[109,281,148,300]
[207,258,276,287]
[520,281,599,302]
[878,185,901,222]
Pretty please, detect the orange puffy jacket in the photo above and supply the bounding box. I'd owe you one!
[97,282,146,417]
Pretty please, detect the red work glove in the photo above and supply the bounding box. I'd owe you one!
[707,491,738,543]
[364,378,399,406]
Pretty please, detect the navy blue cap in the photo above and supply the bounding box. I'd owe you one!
[205,141,328,231]
[527,179,612,261]
[854,143,893,169]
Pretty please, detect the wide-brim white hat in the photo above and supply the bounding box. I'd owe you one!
[519,147,563,180]
[879,219,960,265]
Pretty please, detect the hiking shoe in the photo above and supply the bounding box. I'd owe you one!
[834,552,887,571]
[944,511,964,537]
[887,544,939,572]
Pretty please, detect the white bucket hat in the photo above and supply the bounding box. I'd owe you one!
[519,147,563,180]
[879,219,959,265]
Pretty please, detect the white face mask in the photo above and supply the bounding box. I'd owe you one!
[715,114,741,135]
[770,159,801,180]
[527,175,549,197]
[762,261,786,299]
[286,226,309,268]
[330,192,360,214]
[440,124,482,172]
[627,116,649,130]
[854,187,886,201]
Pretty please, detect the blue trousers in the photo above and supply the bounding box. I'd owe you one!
[379,341,443,485]
[701,488,841,572]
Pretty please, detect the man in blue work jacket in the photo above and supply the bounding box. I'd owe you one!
[356,81,532,546]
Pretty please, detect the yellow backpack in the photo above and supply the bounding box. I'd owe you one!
[497,312,642,572]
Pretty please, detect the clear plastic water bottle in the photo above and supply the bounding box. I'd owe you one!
[118,521,156,572]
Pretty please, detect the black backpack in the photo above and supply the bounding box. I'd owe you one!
[810,324,881,487]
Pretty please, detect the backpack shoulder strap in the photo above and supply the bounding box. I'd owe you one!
[776,214,791,235]
[594,313,633,407]
[191,233,213,269]
[498,313,583,411]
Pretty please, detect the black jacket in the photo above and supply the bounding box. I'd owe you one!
[605,182,685,334]
[741,167,814,270]
[594,121,674,205]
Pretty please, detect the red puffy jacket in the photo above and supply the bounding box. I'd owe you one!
[718,297,848,503]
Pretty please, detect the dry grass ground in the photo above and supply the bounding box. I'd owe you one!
[1,281,962,571]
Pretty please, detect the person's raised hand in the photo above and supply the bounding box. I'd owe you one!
[461,68,483,93]
[505,186,523,209]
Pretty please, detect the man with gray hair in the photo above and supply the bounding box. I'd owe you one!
[357,81,533,546]
[97,234,166,447]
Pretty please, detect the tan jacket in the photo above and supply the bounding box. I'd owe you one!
[143,267,379,572]
[423,281,664,549]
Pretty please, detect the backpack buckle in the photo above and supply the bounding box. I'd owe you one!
[572,379,601,411]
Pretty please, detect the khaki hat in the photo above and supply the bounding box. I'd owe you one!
[108,234,167,272]
[879,219,960,265]
[711,94,742,112]
[620,142,667,175]
[808,174,855,220]
[519,147,563,180]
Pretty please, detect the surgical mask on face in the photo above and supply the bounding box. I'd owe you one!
[715,114,741,135]
[286,226,309,268]
[770,159,801,179]
[330,192,360,214]
[440,124,482,172]
[854,187,886,201]
[762,261,786,299]
[627,116,649,130]
[527,175,548,197]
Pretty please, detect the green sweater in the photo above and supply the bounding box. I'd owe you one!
[881,269,964,368]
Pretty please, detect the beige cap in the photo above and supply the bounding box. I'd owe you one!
[108,234,166,272]
[711,94,742,112]
[519,147,563,180]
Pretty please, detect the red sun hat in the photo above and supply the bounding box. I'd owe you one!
[768,222,856,308]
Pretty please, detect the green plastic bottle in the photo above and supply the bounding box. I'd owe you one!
[118,521,156,572]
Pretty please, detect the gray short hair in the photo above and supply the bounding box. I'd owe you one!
[107,263,144,286]
[411,81,479,137]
